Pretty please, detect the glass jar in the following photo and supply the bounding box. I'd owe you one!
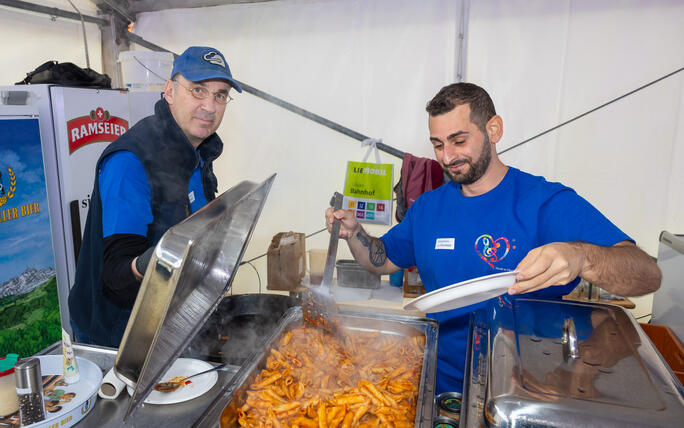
[0,353,19,417]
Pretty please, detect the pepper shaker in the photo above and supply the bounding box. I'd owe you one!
[14,358,46,426]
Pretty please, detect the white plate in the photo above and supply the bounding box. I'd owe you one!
[403,271,518,313]
[126,358,218,405]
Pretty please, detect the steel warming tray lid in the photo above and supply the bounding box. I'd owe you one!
[113,174,276,421]
[462,298,684,427]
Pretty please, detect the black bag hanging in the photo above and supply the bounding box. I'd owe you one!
[16,60,112,88]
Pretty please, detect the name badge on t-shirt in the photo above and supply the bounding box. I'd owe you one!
[188,191,195,203]
[435,238,454,250]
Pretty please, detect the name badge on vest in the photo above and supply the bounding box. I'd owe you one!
[435,238,454,250]
[188,191,195,203]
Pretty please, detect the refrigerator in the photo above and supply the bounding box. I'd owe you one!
[0,85,161,354]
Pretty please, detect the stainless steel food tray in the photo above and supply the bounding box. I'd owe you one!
[193,307,439,427]
[462,298,684,427]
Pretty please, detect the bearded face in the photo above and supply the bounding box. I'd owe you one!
[442,131,492,185]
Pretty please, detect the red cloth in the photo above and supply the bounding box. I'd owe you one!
[397,153,444,221]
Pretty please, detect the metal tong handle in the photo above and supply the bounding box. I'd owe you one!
[184,363,226,381]
[321,192,344,290]
[156,363,226,392]
[562,318,579,361]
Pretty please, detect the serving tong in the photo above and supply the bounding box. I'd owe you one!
[302,192,343,333]
[154,363,226,393]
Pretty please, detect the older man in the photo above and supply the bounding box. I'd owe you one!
[325,82,661,394]
[68,46,241,347]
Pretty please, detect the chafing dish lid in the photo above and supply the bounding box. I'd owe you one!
[484,298,684,426]
[114,174,275,421]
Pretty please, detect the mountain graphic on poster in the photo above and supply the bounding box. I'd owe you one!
[0,266,56,298]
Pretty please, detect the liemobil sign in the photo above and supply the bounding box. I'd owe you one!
[67,107,128,153]
[343,161,394,225]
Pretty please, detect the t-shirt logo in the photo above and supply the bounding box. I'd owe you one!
[475,234,511,268]
[203,52,226,68]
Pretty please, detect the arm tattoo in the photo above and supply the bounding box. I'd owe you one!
[356,230,387,267]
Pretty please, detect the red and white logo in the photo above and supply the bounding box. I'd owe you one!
[67,107,129,153]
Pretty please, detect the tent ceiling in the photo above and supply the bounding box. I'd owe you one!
[128,0,278,14]
[88,0,278,23]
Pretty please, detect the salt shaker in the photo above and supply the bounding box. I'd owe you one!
[14,358,46,426]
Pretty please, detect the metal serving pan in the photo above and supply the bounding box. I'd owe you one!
[193,307,439,427]
[462,298,684,427]
[183,293,302,365]
[113,174,276,421]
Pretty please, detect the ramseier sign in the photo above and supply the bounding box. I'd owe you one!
[67,107,128,153]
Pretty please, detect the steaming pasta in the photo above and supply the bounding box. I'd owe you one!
[221,325,426,427]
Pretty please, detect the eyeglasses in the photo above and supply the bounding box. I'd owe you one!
[173,79,233,105]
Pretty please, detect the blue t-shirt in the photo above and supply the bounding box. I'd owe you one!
[99,151,208,238]
[380,167,631,394]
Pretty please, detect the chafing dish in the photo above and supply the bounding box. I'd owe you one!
[113,175,276,421]
[184,293,301,365]
[462,298,684,427]
[193,306,439,427]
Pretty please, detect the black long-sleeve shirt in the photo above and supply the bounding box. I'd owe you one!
[102,234,149,307]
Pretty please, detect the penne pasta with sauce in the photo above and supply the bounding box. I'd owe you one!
[222,324,425,427]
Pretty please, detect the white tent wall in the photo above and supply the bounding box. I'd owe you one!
[0,0,681,316]
[0,0,102,86]
[132,0,461,294]
[467,0,684,317]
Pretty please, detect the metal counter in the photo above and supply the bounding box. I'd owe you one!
[40,342,240,427]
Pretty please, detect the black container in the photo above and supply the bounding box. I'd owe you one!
[434,415,459,428]
[436,391,461,421]
[183,293,301,365]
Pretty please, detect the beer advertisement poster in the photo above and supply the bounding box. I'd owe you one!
[0,117,61,357]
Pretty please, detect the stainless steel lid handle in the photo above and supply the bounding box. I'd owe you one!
[562,318,579,360]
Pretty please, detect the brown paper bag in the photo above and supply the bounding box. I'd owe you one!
[267,232,306,291]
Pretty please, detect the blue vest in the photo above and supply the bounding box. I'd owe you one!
[68,99,222,347]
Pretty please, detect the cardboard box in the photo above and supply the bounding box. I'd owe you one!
[267,232,306,291]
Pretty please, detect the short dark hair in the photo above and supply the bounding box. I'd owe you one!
[426,83,496,133]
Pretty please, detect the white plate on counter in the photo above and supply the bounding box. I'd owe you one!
[403,271,518,313]
[126,358,218,405]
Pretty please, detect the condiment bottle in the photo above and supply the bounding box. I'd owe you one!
[14,358,46,426]
[62,328,79,384]
[0,354,20,417]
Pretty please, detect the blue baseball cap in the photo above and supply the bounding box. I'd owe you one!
[171,46,242,93]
